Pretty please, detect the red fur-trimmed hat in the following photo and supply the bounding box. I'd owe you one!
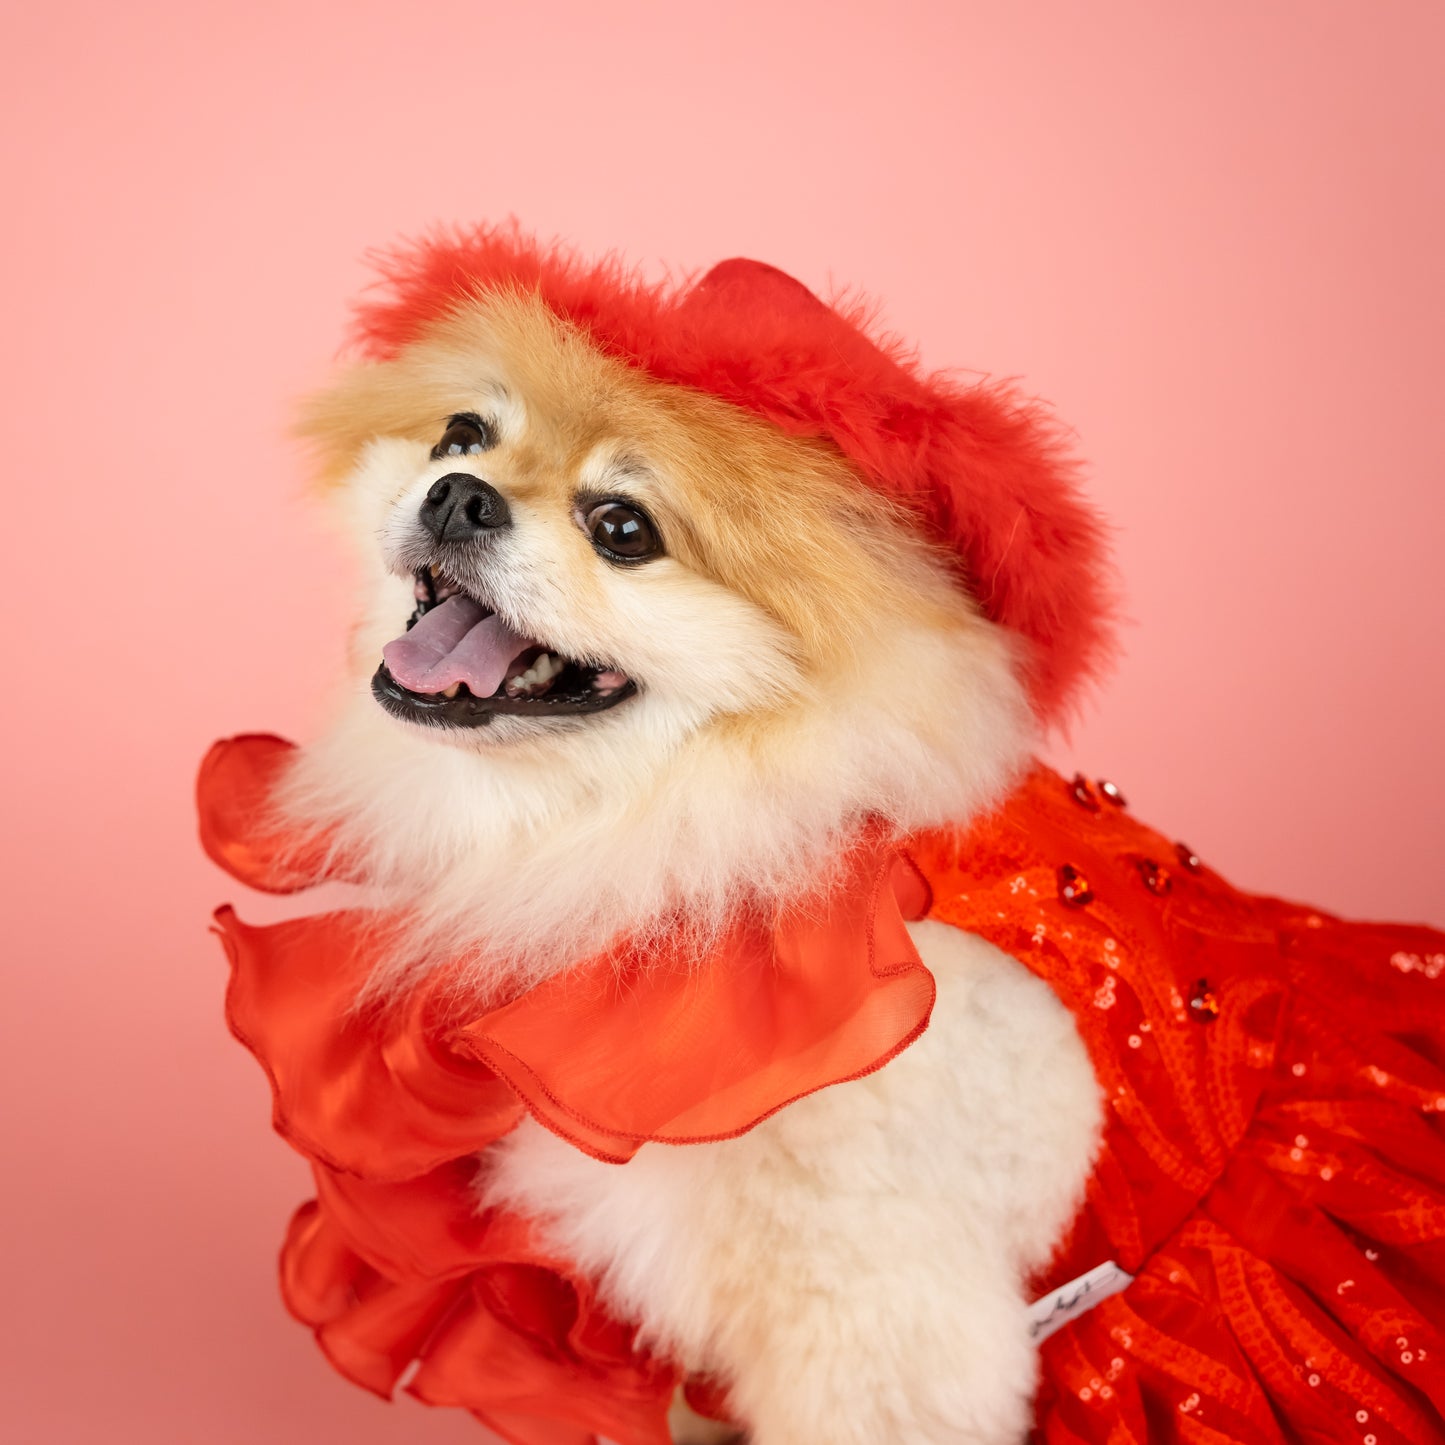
[349,222,1116,727]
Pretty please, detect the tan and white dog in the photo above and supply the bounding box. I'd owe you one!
[212,229,1445,1445]
[269,263,1102,1443]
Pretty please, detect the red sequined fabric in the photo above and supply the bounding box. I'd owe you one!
[910,772,1445,1443]
[201,736,1445,1444]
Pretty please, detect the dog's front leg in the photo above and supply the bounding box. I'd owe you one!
[696,1182,1039,1445]
[488,1113,1040,1445]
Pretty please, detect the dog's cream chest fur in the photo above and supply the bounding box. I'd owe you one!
[484,920,1102,1444]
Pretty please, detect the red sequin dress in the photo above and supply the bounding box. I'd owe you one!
[200,735,1445,1445]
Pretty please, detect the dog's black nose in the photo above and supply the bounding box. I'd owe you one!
[419,473,511,542]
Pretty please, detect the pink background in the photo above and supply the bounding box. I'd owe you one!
[2,3,1442,1441]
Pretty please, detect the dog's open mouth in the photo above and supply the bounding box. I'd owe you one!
[371,568,637,728]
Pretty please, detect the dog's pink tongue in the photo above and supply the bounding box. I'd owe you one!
[381,595,535,696]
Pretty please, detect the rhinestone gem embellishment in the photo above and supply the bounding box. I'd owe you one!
[1189,978,1220,1023]
[1058,864,1094,908]
[1137,858,1173,895]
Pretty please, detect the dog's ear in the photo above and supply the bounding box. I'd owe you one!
[293,363,435,488]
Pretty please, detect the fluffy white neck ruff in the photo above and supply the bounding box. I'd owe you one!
[280,616,1033,1001]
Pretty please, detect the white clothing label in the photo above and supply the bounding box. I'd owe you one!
[1026,1259,1134,1344]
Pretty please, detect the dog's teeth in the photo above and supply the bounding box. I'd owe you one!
[441,683,461,699]
[504,652,563,697]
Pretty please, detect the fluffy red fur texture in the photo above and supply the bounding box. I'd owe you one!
[350,222,1116,726]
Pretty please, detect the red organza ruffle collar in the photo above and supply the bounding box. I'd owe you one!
[201,733,936,1172]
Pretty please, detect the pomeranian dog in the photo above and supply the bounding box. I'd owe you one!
[207,227,1445,1445]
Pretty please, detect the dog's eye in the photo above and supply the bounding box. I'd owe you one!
[430,414,494,460]
[586,501,662,563]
